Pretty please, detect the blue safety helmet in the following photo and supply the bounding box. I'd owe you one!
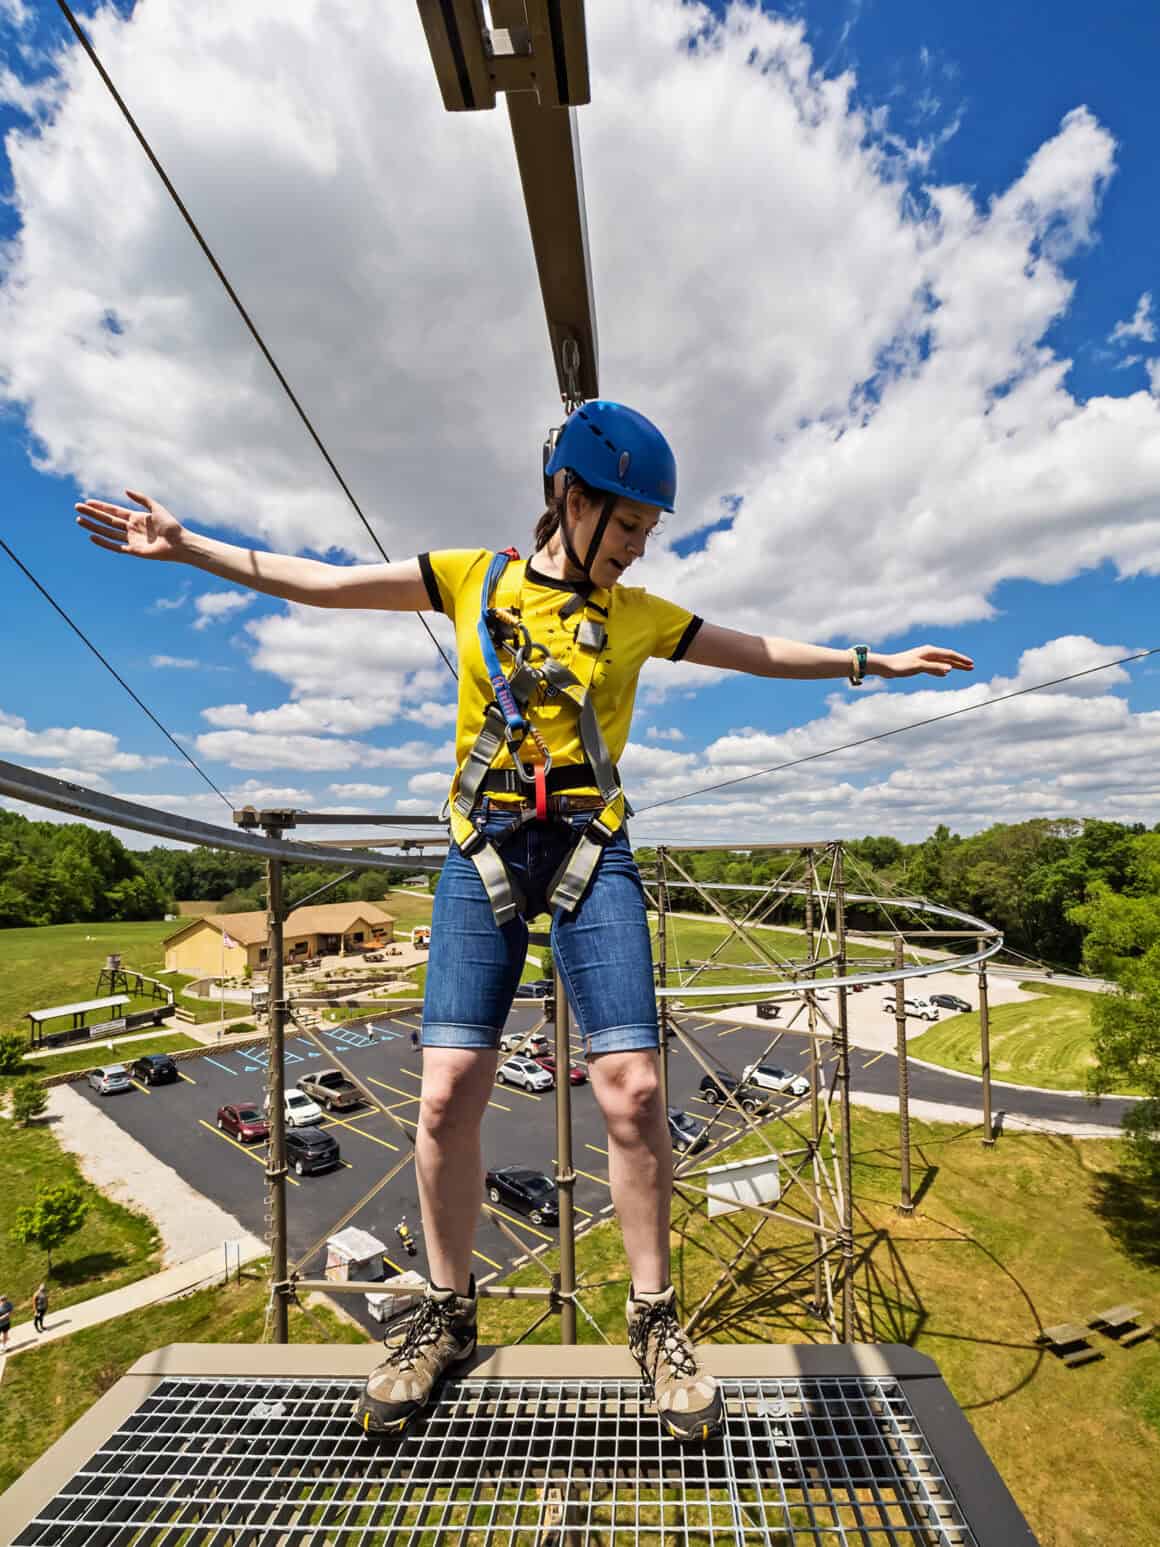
[545,400,677,513]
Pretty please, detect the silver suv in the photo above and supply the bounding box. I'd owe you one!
[88,1064,131,1095]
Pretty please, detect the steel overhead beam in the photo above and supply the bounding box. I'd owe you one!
[0,759,407,871]
[419,0,598,407]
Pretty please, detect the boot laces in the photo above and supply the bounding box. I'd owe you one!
[391,1295,460,1373]
[630,1300,698,1383]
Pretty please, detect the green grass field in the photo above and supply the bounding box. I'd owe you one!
[0,920,177,1036]
[906,980,1141,1094]
[0,1114,161,1330]
[478,1108,1160,1547]
[0,1268,367,1496]
[14,1032,202,1081]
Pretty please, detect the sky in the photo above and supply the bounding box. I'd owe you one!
[1,0,1158,852]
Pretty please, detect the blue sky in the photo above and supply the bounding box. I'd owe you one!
[1,0,1158,845]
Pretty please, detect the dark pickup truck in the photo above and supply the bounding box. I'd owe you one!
[296,1068,362,1112]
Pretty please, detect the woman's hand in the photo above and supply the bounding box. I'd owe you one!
[875,646,974,680]
[75,490,186,561]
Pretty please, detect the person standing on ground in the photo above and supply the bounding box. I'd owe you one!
[33,1282,48,1334]
[75,399,972,1442]
[0,1290,13,1351]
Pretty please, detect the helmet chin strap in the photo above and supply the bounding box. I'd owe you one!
[561,489,619,581]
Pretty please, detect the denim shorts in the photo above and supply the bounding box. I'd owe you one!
[422,804,659,1057]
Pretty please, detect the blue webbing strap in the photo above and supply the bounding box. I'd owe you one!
[476,551,526,736]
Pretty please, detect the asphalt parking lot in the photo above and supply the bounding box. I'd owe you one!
[72,1005,817,1310]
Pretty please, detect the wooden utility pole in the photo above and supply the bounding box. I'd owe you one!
[552,960,577,1344]
[893,935,914,1213]
[805,865,825,1316]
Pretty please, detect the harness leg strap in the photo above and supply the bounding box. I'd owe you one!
[547,820,614,917]
[463,837,525,927]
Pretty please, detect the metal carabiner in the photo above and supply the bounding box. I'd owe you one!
[508,726,553,786]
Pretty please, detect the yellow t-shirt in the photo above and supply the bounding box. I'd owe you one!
[419,549,701,801]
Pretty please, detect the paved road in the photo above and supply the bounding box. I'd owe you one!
[74,1003,1134,1332]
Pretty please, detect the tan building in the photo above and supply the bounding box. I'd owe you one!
[163,901,394,977]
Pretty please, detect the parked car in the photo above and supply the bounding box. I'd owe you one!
[742,1062,810,1098]
[88,1064,131,1096]
[285,1126,341,1176]
[297,1068,361,1112]
[217,1102,270,1143]
[880,996,939,1021]
[534,1054,588,1085]
[496,1055,554,1091]
[514,979,553,999]
[929,993,971,1013]
[499,1030,551,1057]
[756,1001,780,1020]
[698,1068,772,1115]
[269,1089,325,1127]
[668,1108,710,1155]
[130,1053,179,1086]
[485,1167,559,1224]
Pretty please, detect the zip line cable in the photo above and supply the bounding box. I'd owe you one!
[636,647,1160,814]
[0,537,233,807]
[54,0,457,684]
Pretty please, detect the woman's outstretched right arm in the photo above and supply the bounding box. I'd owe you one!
[74,490,430,611]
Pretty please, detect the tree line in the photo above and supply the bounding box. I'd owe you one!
[637,817,1159,970]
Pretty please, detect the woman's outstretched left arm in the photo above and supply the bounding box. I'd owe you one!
[683,623,973,681]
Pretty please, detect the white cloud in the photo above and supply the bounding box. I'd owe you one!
[151,654,200,669]
[646,726,685,742]
[407,770,454,797]
[0,1,1154,658]
[0,709,169,772]
[150,592,189,613]
[201,697,390,734]
[194,728,453,772]
[192,591,254,630]
[1148,360,1160,398]
[1110,291,1156,345]
[328,782,392,800]
[622,638,1160,844]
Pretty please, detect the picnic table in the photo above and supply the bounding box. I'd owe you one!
[1035,1322,1103,1367]
[1089,1305,1154,1347]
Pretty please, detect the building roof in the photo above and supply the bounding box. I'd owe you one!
[28,995,130,1024]
[163,900,393,949]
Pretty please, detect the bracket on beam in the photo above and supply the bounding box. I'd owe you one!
[418,0,589,113]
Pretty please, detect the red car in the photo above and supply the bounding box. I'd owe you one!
[217,1102,270,1142]
[534,1055,588,1085]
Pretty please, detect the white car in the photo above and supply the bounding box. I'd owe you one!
[499,1030,550,1057]
[496,1055,554,1092]
[881,996,939,1022]
[269,1089,325,1127]
[88,1064,131,1095]
[742,1062,810,1098]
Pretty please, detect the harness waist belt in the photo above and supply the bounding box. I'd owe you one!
[478,764,618,797]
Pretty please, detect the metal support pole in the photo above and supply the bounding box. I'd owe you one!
[656,846,670,1114]
[979,961,995,1146]
[893,935,914,1213]
[833,845,856,1342]
[553,961,577,1344]
[264,833,289,1344]
[804,862,824,1317]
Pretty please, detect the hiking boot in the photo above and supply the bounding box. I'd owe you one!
[626,1284,724,1442]
[354,1278,477,1436]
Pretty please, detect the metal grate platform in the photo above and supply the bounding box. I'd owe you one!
[4,1345,1037,1545]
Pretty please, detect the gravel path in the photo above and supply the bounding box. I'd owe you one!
[46,1085,264,1267]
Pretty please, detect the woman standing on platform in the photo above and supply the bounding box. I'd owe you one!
[76,399,971,1440]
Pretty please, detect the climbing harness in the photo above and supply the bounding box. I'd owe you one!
[448,548,628,926]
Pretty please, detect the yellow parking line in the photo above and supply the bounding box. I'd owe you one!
[585,1142,608,1156]
[177,1070,196,1084]
[382,1255,405,1276]
[574,1167,610,1189]
[129,1079,150,1095]
[862,1051,887,1068]
[317,1114,400,1153]
[367,1077,421,1104]
[397,1066,423,1083]
[573,1202,594,1219]
[494,1079,542,1102]
[474,1248,504,1271]
[483,1203,554,1243]
[197,1119,300,1185]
